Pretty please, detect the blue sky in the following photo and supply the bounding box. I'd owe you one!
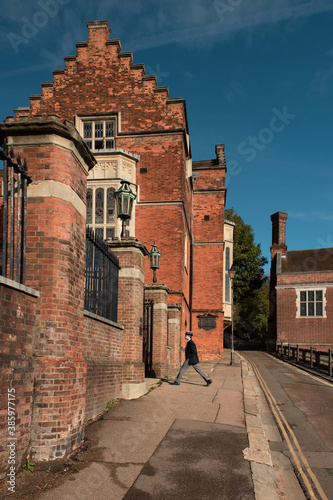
[1,0,333,273]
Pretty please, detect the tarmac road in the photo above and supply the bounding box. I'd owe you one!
[243,351,333,500]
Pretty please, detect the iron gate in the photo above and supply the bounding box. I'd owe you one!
[143,299,154,377]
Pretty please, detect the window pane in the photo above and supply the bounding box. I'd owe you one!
[95,188,104,224]
[225,275,230,302]
[86,189,92,224]
[107,188,115,223]
[105,139,114,149]
[300,303,307,316]
[308,302,314,316]
[316,302,323,316]
[83,122,92,138]
[106,121,114,137]
[308,291,314,302]
[94,139,104,150]
[316,290,323,301]
[95,122,103,138]
[225,247,230,271]
[85,140,92,149]
[300,291,306,302]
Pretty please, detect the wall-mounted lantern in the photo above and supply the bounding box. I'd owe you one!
[114,179,137,238]
[148,241,161,283]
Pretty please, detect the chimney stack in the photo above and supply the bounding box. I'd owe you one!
[270,212,288,258]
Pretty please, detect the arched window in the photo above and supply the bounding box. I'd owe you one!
[95,188,104,224]
[225,247,230,302]
[86,188,92,224]
[107,187,115,223]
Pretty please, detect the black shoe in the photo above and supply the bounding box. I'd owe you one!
[173,381,180,385]
[206,379,212,386]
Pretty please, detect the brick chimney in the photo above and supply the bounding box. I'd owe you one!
[215,144,226,168]
[86,20,111,46]
[270,212,288,259]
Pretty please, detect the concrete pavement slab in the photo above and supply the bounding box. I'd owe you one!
[123,419,255,500]
[1,352,304,500]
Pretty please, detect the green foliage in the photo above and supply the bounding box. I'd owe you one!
[23,458,35,472]
[235,281,269,344]
[225,208,268,304]
[106,400,114,409]
[225,208,269,343]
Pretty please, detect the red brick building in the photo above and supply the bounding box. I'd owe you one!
[12,20,230,361]
[268,212,333,350]
[0,20,233,472]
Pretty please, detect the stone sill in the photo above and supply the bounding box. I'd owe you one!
[0,275,40,297]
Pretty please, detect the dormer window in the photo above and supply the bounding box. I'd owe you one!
[83,119,116,151]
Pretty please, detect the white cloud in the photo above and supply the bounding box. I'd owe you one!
[289,210,333,221]
[125,0,333,51]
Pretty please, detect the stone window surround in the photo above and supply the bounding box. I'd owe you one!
[276,284,329,319]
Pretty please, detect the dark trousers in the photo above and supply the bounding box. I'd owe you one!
[175,359,209,383]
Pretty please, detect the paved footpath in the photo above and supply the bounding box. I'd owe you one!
[24,352,305,499]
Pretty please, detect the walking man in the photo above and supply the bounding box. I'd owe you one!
[173,332,212,386]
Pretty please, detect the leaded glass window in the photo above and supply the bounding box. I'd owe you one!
[95,188,104,224]
[300,290,323,317]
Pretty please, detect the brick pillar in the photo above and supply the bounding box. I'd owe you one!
[270,212,288,259]
[1,117,96,461]
[144,284,169,378]
[167,303,181,370]
[107,238,148,399]
[268,212,288,352]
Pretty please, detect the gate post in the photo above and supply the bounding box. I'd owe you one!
[1,117,96,462]
[167,303,182,370]
[144,284,170,378]
[107,238,148,399]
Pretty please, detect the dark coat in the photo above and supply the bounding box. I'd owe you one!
[185,339,199,365]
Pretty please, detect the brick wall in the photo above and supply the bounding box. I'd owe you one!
[83,315,123,422]
[14,20,192,349]
[191,148,226,360]
[276,274,333,347]
[0,280,39,481]
[107,239,147,399]
[0,118,96,462]
[269,212,333,350]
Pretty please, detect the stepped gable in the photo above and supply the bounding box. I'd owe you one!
[14,20,188,133]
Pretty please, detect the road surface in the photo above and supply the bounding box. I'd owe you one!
[243,351,333,500]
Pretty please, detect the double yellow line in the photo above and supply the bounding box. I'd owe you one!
[243,354,328,500]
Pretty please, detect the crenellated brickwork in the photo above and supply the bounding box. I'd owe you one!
[16,22,186,134]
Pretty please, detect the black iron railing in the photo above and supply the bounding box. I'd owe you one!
[85,227,120,322]
[0,139,31,284]
[276,342,333,377]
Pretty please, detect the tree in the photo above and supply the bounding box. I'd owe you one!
[225,207,269,344]
[225,207,267,304]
